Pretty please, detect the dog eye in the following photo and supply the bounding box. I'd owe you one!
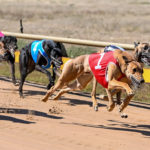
[144,45,148,50]
[133,68,137,73]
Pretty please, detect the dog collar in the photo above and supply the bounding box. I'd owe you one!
[104,45,125,53]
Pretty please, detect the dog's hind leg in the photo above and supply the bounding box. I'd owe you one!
[19,50,29,97]
[91,77,98,111]
[53,81,79,100]
[19,70,27,98]
[53,73,93,100]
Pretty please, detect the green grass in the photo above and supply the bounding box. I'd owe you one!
[0,39,150,104]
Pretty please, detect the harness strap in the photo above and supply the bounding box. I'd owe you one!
[31,40,51,69]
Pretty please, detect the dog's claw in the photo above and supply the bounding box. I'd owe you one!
[127,89,134,96]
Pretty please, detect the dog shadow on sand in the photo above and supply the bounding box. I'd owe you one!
[58,91,107,108]
[0,107,63,124]
[62,119,150,137]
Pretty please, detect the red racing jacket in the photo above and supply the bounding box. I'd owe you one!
[89,51,124,88]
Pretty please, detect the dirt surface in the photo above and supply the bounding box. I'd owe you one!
[0,77,150,150]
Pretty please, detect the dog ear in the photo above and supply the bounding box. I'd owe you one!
[56,42,68,57]
[122,55,130,64]
[144,44,149,50]
[134,42,140,48]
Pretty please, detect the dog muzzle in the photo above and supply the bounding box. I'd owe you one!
[51,56,63,68]
[130,75,144,89]
[141,53,150,66]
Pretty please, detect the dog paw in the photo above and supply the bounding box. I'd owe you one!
[13,82,19,86]
[41,98,48,102]
[126,89,134,96]
[120,113,128,118]
[19,93,24,98]
[93,105,98,111]
[20,95,24,99]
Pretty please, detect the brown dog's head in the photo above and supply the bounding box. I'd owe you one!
[134,42,150,66]
[0,42,9,61]
[115,50,144,89]
[122,55,144,89]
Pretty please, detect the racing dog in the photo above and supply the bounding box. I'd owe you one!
[98,43,150,111]
[41,49,144,118]
[0,34,18,85]
[19,39,67,97]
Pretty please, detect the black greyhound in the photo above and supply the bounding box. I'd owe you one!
[0,35,18,85]
[19,39,67,97]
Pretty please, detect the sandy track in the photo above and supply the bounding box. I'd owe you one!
[0,77,150,150]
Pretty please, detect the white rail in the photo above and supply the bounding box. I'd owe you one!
[2,31,134,50]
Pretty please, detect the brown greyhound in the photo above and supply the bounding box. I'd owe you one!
[41,49,144,118]
[96,42,150,114]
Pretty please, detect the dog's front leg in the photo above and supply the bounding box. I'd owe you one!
[35,65,54,89]
[108,79,134,96]
[118,94,134,118]
[107,63,134,96]
[8,59,18,86]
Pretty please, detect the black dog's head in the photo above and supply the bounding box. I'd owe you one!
[0,36,18,58]
[44,40,67,68]
[134,42,150,66]
[50,47,63,68]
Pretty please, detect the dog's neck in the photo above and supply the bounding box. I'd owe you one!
[115,50,134,74]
